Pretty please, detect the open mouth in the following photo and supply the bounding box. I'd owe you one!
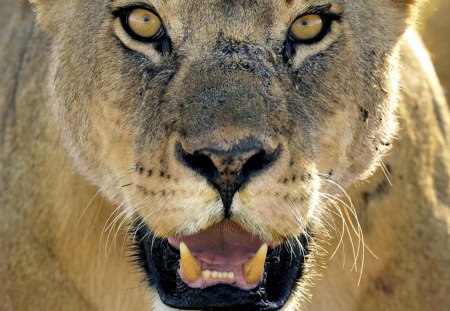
[135,220,309,311]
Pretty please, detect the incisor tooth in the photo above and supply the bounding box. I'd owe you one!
[180,242,202,282]
[202,270,211,280]
[243,243,268,285]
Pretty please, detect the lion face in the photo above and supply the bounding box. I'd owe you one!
[34,0,416,309]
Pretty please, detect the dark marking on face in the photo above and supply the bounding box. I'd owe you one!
[373,276,396,295]
[362,192,369,204]
[360,106,369,122]
[362,180,390,205]
[433,98,446,140]
[292,196,302,204]
[385,164,392,174]
[137,185,150,196]
[433,156,450,205]
[136,164,144,174]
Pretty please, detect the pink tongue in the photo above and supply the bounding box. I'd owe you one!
[168,221,263,265]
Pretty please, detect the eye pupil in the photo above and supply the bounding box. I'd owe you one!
[301,21,308,26]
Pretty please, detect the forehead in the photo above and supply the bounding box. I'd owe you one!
[111,0,342,20]
[111,0,336,9]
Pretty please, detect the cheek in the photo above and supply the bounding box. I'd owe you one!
[316,108,360,174]
[314,105,385,190]
[91,102,135,173]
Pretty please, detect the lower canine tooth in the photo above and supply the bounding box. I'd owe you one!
[180,242,202,282]
[243,243,268,285]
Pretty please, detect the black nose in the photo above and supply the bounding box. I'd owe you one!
[177,140,280,218]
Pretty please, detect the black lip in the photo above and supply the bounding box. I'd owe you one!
[134,223,310,311]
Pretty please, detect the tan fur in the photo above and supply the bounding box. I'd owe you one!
[308,30,450,311]
[423,0,450,99]
[0,1,449,311]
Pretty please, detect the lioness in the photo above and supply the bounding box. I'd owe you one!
[1,0,449,310]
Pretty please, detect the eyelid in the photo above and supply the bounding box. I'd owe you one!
[112,2,159,18]
[297,4,343,21]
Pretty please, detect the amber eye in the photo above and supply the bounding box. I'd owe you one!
[290,14,324,42]
[126,8,162,39]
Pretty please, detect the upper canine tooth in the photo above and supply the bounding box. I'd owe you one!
[243,243,268,285]
[180,242,202,282]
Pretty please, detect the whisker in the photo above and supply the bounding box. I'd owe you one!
[372,151,393,187]
[320,195,346,263]
[318,175,373,285]
[67,188,102,243]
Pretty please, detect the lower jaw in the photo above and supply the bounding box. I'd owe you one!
[133,223,311,311]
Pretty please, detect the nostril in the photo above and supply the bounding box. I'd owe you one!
[178,142,282,181]
[179,148,219,182]
[241,150,275,181]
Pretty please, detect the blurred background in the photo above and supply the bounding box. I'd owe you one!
[422,0,450,100]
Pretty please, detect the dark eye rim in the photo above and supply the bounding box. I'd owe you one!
[288,13,340,45]
[113,5,166,43]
